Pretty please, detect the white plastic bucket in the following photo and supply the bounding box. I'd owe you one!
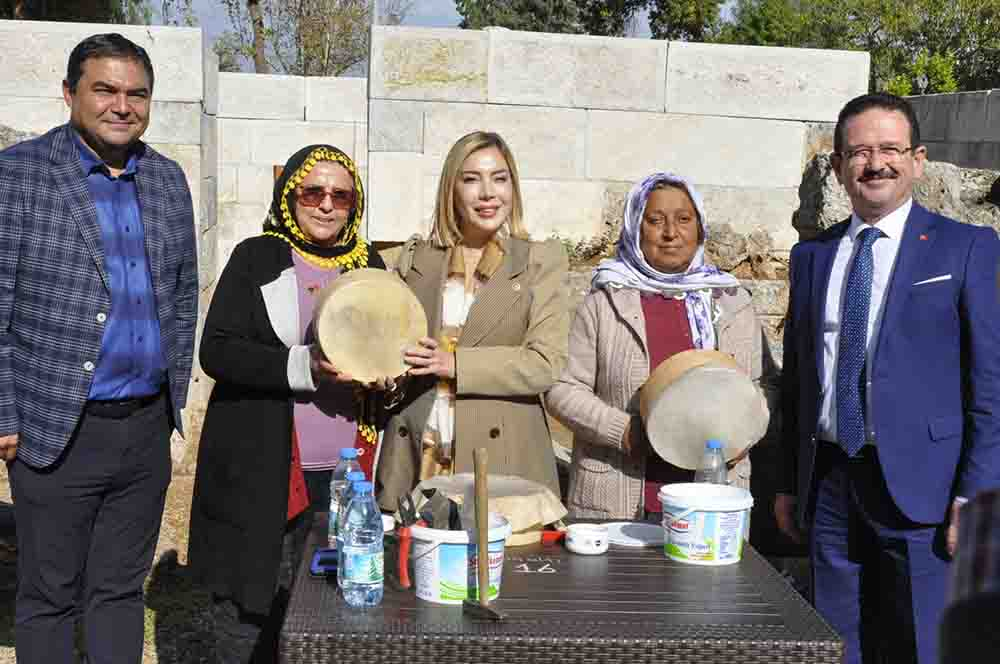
[658,483,753,566]
[408,513,512,604]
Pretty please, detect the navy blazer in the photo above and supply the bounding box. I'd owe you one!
[781,203,1000,526]
[0,124,198,468]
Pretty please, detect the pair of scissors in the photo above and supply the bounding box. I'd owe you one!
[396,494,419,589]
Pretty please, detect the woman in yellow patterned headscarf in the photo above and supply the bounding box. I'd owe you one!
[189,144,388,661]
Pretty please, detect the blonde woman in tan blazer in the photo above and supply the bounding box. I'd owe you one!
[546,172,779,520]
[375,132,569,511]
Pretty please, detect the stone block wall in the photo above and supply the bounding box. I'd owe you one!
[366,26,871,258]
[213,73,369,284]
[908,90,1000,170]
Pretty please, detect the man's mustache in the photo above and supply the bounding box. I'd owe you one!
[859,168,898,182]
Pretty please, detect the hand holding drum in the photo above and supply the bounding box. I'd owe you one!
[312,268,428,389]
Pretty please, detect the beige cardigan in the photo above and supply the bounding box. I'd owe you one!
[375,237,569,511]
[545,285,780,519]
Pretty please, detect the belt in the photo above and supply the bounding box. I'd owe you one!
[85,389,164,419]
[817,438,875,463]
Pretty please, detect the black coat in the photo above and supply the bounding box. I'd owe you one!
[187,235,385,614]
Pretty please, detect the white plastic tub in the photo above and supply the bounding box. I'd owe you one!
[408,513,512,604]
[658,483,753,565]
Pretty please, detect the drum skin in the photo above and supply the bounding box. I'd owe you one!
[313,268,428,383]
[639,349,769,470]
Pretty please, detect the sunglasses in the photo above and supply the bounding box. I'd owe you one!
[295,186,355,210]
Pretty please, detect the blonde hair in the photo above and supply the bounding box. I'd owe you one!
[429,131,529,248]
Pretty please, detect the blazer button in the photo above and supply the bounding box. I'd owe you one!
[489,427,500,439]
[96,312,107,323]
[83,361,95,372]
[398,426,409,438]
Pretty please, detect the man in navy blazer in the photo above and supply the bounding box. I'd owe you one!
[0,34,197,662]
[776,93,1000,664]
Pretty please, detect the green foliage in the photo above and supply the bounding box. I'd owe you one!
[456,0,584,33]
[715,0,1000,93]
[648,0,724,41]
[456,0,646,36]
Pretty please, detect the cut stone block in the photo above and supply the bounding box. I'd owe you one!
[519,179,607,241]
[367,152,429,241]
[201,113,218,172]
[218,73,305,120]
[145,101,201,145]
[0,97,68,134]
[665,42,869,122]
[236,164,275,204]
[306,77,368,123]
[203,47,219,116]
[369,99,425,152]
[0,21,202,102]
[355,123,368,168]
[909,90,1000,144]
[488,31,666,112]
[370,26,488,103]
[923,140,1000,172]
[217,119,255,163]
[423,102,587,179]
[588,111,806,189]
[249,120,357,167]
[197,220,217,290]
[199,176,217,233]
[699,186,800,253]
[216,202,270,280]
[218,164,238,203]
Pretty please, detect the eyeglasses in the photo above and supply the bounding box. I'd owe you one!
[838,145,916,164]
[295,186,355,209]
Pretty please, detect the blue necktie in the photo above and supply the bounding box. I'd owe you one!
[836,226,882,457]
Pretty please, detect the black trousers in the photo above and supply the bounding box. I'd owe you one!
[9,392,171,664]
[210,469,331,664]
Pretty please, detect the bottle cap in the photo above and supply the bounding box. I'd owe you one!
[706,439,723,450]
[353,481,374,494]
[339,448,358,459]
[346,471,366,483]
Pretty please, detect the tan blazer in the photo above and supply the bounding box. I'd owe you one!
[375,237,569,511]
[546,285,781,519]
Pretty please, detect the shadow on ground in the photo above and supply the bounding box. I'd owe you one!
[144,550,215,663]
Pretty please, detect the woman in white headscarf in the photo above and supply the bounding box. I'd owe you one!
[546,172,779,520]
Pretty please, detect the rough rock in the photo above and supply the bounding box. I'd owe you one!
[794,154,1000,237]
[706,225,788,281]
[0,124,36,151]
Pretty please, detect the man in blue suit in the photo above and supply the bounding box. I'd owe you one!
[0,34,197,662]
[775,93,1000,664]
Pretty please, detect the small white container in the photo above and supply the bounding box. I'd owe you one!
[565,523,609,555]
[382,514,395,534]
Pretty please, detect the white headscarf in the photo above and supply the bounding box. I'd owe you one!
[591,172,740,349]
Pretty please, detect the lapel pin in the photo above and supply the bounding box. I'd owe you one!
[919,234,928,241]
[512,282,521,291]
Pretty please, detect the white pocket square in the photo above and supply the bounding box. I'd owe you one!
[912,274,952,286]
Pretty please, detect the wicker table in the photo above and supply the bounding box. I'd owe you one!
[280,518,842,663]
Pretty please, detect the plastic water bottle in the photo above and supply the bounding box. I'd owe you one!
[693,439,727,484]
[328,448,361,548]
[338,481,384,607]
[335,471,367,549]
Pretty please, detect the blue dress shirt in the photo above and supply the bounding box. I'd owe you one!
[73,131,166,400]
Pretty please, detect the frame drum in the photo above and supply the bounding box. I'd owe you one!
[639,349,769,470]
[313,268,428,383]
